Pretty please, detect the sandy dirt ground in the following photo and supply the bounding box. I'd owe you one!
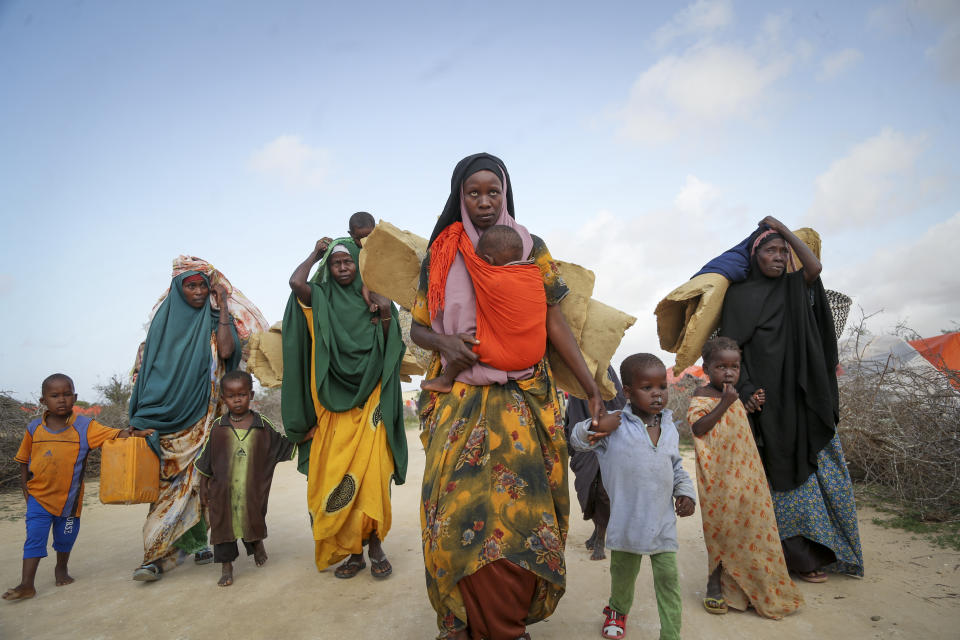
[1,428,959,639]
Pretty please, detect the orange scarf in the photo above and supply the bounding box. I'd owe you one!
[429,223,547,371]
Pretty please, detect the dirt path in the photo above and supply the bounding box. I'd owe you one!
[1,429,958,639]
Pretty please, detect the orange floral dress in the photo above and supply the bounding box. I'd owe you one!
[687,395,803,619]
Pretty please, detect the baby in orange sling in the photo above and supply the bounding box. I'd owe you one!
[421,224,547,392]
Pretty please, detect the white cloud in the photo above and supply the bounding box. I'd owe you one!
[673,175,721,217]
[829,212,960,336]
[545,176,749,372]
[617,44,793,144]
[818,48,863,81]
[806,128,929,230]
[248,135,330,189]
[615,5,800,145]
[653,0,732,48]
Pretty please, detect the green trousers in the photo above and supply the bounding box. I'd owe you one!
[609,550,681,640]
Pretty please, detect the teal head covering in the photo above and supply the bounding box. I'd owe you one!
[281,238,408,483]
[129,271,241,436]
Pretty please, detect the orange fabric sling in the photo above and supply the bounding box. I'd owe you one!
[429,223,547,371]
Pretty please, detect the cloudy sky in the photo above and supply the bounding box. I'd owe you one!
[1,0,957,402]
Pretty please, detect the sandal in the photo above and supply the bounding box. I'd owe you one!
[334,556,366,579]
[132,563,162,582]
[703,596,728,614]
[194,549,214,565]
[370,555,393,579]
[601,605,627,639]
[798,570,828,583]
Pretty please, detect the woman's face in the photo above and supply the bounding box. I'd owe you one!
[755,237,789,278]
[463,170,503,231]
[182,279,210,308]
[328,251,357,286]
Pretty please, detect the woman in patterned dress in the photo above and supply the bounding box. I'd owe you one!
[129,256,268,581]
[719,216,863,583]
[411,153,603,640]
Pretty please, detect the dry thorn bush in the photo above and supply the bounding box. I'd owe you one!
[838,314,960,521]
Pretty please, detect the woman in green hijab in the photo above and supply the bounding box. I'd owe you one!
[129,261,242,581]
[282,236,407,579]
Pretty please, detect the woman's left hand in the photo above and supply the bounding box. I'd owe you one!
[212,284,229,308]
[587,390,605,427]
[362,285,392,325]
[760,215,786,233]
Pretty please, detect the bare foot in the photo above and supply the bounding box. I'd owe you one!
[585,530,597,550]
[420,377,453,393]
[253,541,268,567]
[2,585,36,601]
[590,544,606,561]
[54,573,75,587]
[218,563,233,587]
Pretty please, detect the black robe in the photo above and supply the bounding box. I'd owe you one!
[720,268,839,492]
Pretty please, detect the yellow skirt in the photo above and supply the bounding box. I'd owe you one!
[306,382,394,571]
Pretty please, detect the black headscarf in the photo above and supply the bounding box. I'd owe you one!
[720,256,839,492]
[427,152,516,246]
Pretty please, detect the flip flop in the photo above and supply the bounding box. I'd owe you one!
[798,570,828,583]
[370,555,393,579]
[703,596,728,614]
[334,557,366,579]
[133,564,162,582]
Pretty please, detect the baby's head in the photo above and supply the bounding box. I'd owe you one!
[348,211,376,247]
[701,337,741,390]
[619,353,667,418]
[220,370,254,415]
[40,373,77,418]
[476,225,524,266]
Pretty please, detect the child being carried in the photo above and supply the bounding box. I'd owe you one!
[421,224,547,392]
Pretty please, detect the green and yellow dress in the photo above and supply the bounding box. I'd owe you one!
[281,239,407,571]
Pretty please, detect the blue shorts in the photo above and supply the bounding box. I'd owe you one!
[23,495,81,559]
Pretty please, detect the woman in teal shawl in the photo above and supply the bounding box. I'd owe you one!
[283,236,407,579]
[129,266,240,581]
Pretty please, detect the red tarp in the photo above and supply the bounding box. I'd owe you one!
[909,332,960,389]
[667,365,707,384]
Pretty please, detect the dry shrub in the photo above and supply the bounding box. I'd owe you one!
[0,393,40,488]
[838,318,960,521]
[667,375,703,446]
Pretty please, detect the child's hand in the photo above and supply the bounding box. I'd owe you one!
[675,495,695,517]
[593,412,622,434]
[721,383,739,406]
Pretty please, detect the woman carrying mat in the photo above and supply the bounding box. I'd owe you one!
[719,216,863,583]
[129,256,268,581]
[282,236,407,579]
[411,153,603,639]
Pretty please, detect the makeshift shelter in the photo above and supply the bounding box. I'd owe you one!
[909,332,960,389]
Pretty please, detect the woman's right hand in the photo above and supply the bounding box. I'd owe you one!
[439,333,480,370]
[314,237,332,259]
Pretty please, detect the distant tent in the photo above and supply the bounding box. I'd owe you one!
[909,332,960,389]
[838,333,957,395]
[666,364,707,384]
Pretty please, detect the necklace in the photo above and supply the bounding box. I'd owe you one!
[229,411,250,423]
[644,414,662,429]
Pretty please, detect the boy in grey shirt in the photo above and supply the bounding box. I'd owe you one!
[570,353,695,640]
